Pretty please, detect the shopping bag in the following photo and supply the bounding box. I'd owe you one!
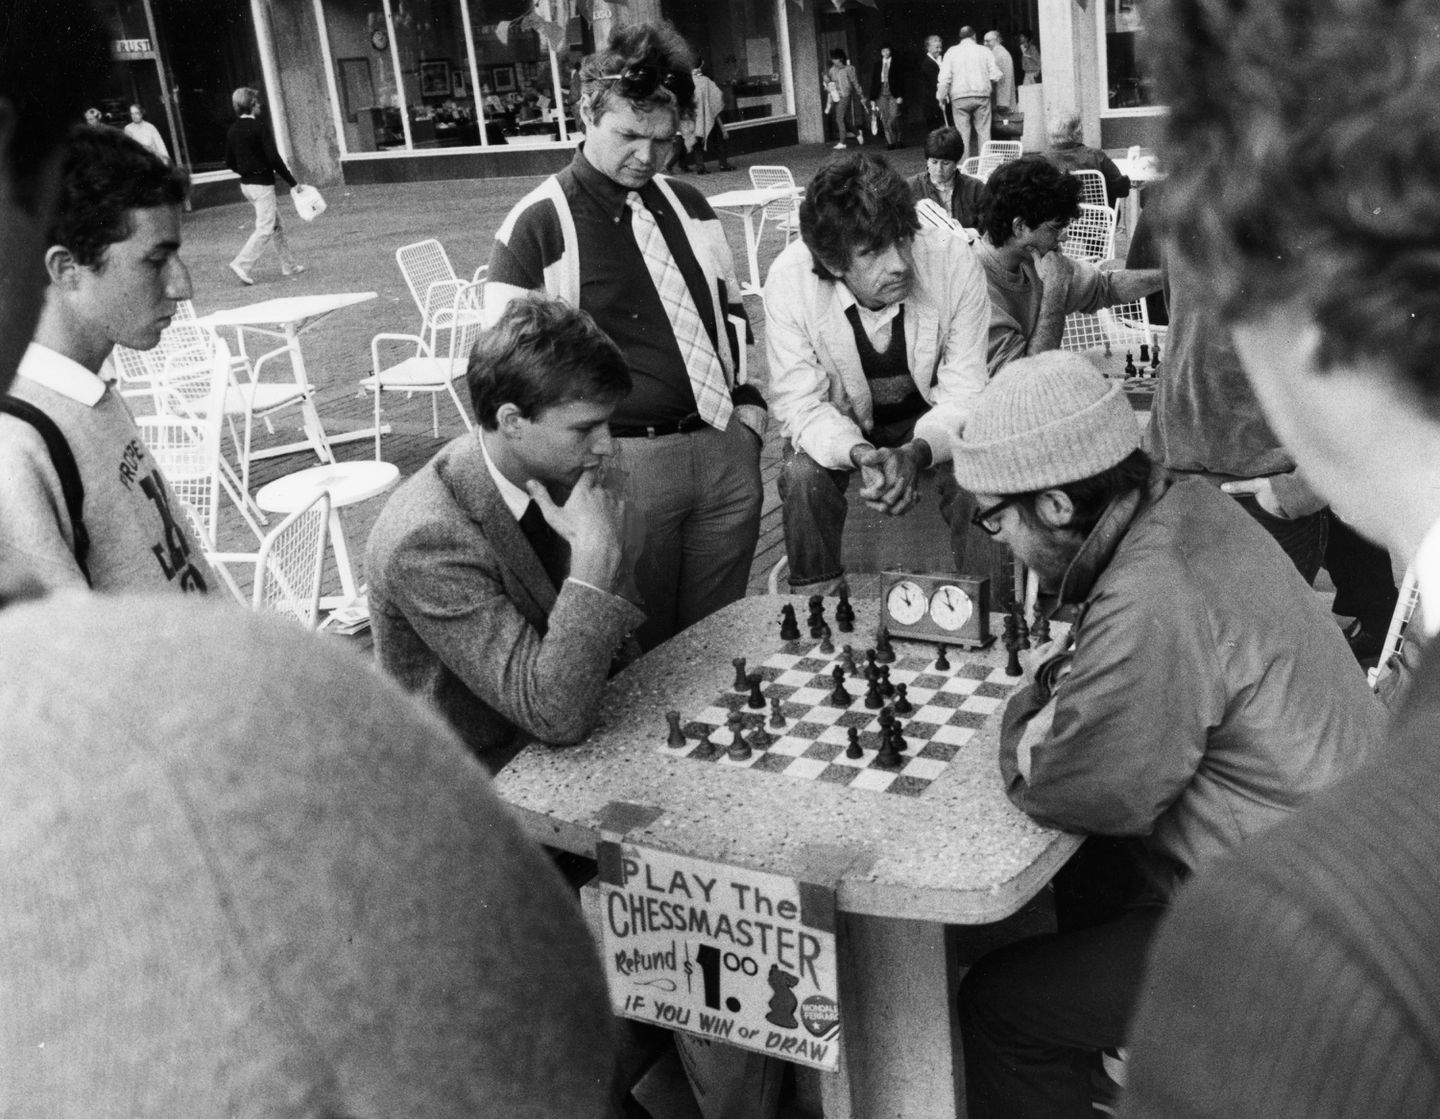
[291,184,327,222]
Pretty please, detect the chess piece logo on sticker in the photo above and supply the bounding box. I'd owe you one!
[766,964,800,1028]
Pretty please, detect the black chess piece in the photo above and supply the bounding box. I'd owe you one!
[846,726,863,759]
[732,656,748,692]
[665,710,687,748]
[829,666,852,706]
[1151,342,1161,370]
[819,624,835,655]
[808,594,826,638]
[874,623,895,664]
[1032,609,1051,645]
[747,727,770,752]
[726,713,750,759]
[779,604,800,641]
[865,648,879,678]
[769,696,786,728]
[1124,351,1138,377]
[835,587,855,633]
[864,675,884,709]
[879,665,895,697]
[693,734,716,760]
[874,723,902,770]
[841,645,858,676]
[892,721,908,753]
[1139,342,1151,364]
[893,683,913,714]
[746,671,766,710]
[1011,601,1030,650]
[935,645,951,671]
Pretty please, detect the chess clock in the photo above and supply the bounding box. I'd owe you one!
[880,570,994,649]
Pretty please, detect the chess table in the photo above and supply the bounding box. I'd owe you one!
[494,594,1080,1119]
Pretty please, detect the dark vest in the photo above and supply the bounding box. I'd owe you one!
[843,304,925,426]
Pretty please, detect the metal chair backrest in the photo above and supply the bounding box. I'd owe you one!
[1061,203,1116,263]
[1370,568,1421,689]
[396,239,463,337]
[445,278,488,374]
[915,197,962,233]
[253,490,331,628]
[750,165,798,215]
[1071,169,1109,210]
[977,141,1022,180]
[960,156,980,178]
[1060,297,1154,359]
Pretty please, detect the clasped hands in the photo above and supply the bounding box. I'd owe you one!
[850,440,930,516]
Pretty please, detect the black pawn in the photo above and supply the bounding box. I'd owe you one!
[846,726,863,759]
[1011,601,1030,650]
[874,723,902,770]
[1032,610,1051,645]
[865,648,879,679]
[874,623,896,664]
[747,727,770,752]
[732,656,749,692]
[835,588,855,633]
[779,604,800,641]
[808,594,826,638]
[726,713,748,756]
[829,666,852,707]
[665,710,687,748]
[893,683,912,714]
[864,674,884,709]
[819,624,835,655]
[879,664,895,697]
[935,645,951,671]
[693,733,717,760]
[746,671,766,710]
[841,645,858,676]
[893,721,908,753]
[769,696,786,729]
[1124,351,1138,377]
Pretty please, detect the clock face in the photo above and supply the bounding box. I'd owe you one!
[929,584,974,631]
[371,27,389,50]
[886,579,927,625]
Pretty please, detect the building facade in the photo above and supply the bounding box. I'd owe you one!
[75,0,1155,194]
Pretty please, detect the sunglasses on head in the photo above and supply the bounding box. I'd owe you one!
[596,63,663,99]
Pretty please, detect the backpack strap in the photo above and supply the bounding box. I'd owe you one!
[0,395,91,586]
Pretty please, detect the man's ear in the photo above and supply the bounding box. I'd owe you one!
[579,93,596,129]
[1010,215,1029,244]
[43,244,82,289]
[495,402,526,438]
[1033,489,1076,529]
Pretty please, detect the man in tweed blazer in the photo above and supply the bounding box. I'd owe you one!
[367,296,644,774]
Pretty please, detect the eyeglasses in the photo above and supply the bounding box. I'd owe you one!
[970,495,1022,535]
[596,63,663,100]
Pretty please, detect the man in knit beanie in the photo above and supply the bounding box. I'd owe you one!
[949,352,1385,1119]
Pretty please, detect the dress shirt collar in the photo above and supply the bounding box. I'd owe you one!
[17,343,107,407]
[1414,512,1440,638]
[478,430,532,522]
[571,146,659,222]
[835,281,904,333]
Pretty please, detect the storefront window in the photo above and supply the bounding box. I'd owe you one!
[320,0,589,153]
[663,0,792,124]
[1103,0,1153,110]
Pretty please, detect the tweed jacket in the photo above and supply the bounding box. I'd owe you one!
[367,435,644,772]
[761,224,991,469]
[869,56,906,101]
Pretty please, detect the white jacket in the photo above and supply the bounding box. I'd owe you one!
[762,225,991,470]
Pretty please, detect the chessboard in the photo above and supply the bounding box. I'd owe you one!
[660,640,1022,797]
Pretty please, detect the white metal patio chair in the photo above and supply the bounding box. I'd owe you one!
[1061,203,1117,263]
[976,140,1023,180]
[1370,568,1421,689]
[1059,295,1156,360]
[395,239,486,353]
[1071,169,1110,211]
[748,165,802,248]
[208,491,332,627]
[362,279,485,459]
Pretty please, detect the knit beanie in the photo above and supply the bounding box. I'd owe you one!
[951,351,1141,494]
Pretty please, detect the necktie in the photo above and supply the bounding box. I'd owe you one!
[518,500,570,590]
[624,191,733,429]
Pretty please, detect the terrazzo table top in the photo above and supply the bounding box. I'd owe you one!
[494,594,1081,925]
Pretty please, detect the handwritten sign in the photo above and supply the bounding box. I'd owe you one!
[597,840,841,1070]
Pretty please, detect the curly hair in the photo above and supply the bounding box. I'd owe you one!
[468,294,631,428]
[976,155,1081,246]
[799,152,919,278]
[1148,0,1440,408]
[50,126,189,269]
[925,126,965,163]
[581,21,692,123]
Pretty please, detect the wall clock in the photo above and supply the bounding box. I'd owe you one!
[880,570,994,649]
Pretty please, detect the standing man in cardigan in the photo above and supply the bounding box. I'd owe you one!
[487,21,765,651]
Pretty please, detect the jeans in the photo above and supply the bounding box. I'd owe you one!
[234,183,299,274]
[949,95,991,161]
[610,419,763,651]
[876,92,901,145]
[959,839,1165,1119]
[777,416,980,591]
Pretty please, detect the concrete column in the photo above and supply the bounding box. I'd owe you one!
[1035,0,1102,145]
[790,0,824,144]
